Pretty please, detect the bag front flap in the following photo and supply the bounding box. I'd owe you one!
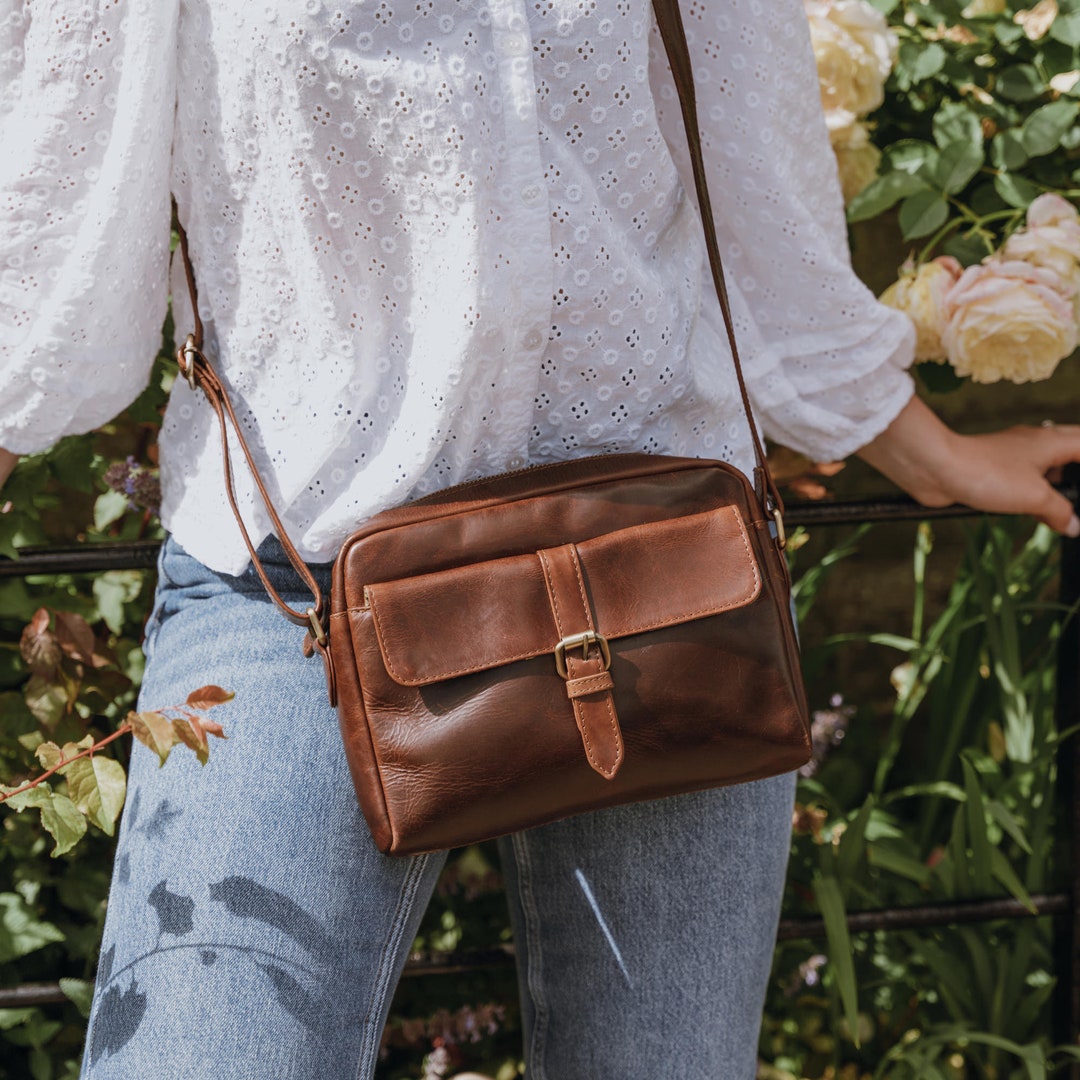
[363,504,761,687]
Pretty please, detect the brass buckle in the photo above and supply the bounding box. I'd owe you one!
[306,606,328,647]
[179,333,200,391]
[771,506,787,550]
[554,630,611,679]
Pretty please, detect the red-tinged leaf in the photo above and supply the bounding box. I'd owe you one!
[185,685,234,710]
[20,610,60,676]
[28,608,50,636]
[171,715,210,765]
[199,717,227,740]
[129,710,181,766]
[54,611,96,665]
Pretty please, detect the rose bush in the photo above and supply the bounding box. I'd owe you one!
[813,0,1080,387]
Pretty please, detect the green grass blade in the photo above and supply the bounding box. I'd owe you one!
[814,873,861,1045]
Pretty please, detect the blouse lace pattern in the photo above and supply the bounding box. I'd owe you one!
[1,0,914,575]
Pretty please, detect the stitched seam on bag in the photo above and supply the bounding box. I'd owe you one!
[568,544,595,631]
[569,655,621,778]
[602,692,622,775]
[573,689,621,778]
[608,508,762,636]
[537,547,566,637]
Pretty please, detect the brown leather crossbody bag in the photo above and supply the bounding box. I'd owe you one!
[173,0,811,855]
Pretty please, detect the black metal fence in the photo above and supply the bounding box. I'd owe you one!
[3,489,1078,1064]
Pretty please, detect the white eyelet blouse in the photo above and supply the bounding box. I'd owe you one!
[0,0,914,575]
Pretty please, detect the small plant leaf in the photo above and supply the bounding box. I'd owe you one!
[961,756,993,894]
[899,190,949,240]
[129,710,182,766]
[935,140,983,195]
[185,685,234,710]
[814,874,861,1046]
[846,171,929,223]
[64,754,127,836]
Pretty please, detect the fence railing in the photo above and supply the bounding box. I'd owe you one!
[3,486,1078,1066]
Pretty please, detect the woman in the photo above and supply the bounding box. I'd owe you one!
[2,1,1078,1077]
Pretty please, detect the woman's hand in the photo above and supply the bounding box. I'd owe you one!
[0,449,18,491]
[857,396,1080,537]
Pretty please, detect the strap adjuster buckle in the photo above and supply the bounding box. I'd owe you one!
[178,333,201,391]
[554,630,611,679]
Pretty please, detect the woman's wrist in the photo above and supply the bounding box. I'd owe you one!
[855,395,1080,535]
[855,397,963,508]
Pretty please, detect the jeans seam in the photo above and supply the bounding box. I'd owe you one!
[353,854,433,1080]
[511,832,550,1080]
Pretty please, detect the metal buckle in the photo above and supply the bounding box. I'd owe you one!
[771,506,787,550]
[179,333,200,391]
[554,630,611,679]
[306,606,328,648]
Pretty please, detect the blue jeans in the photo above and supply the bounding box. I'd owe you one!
[82,537,796,1079]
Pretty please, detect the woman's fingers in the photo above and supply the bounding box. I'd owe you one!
[1011,425,1080,535]
[1033,483,1080,536]
[965,425,1080,535]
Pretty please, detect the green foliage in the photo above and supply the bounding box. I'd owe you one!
[768,518,1074,1078]
[852,0,1080,262]
[0,351,173,1080]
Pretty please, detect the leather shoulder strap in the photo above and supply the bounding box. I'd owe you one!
[650,0,781,512]
[173,0,784,638]
[174,220,327,643]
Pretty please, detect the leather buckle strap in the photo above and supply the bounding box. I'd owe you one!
[538,544,624,780]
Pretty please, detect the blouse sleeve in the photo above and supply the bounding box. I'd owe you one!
[651,0,915,463]
[0,0,177,455]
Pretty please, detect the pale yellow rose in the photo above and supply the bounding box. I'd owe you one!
[941,259,1079,383]
[805,0,898,124]
[879,256,963,361]
[829,118,882,202]
[1002,194,1080,308]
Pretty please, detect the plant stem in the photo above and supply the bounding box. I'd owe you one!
[0,725,131,802]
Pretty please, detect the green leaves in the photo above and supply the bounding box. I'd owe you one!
[0,784,86,857]
[899,189,950,239]
[898,39,947,83]
[933,101,984,149]
[935,140,983,194]
[847,170,930,223]
[0,894,64,964]
[1021,100,1080,157]
[994,171,1043,208]
[2,681,228,859]
[997,64,1046,102]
